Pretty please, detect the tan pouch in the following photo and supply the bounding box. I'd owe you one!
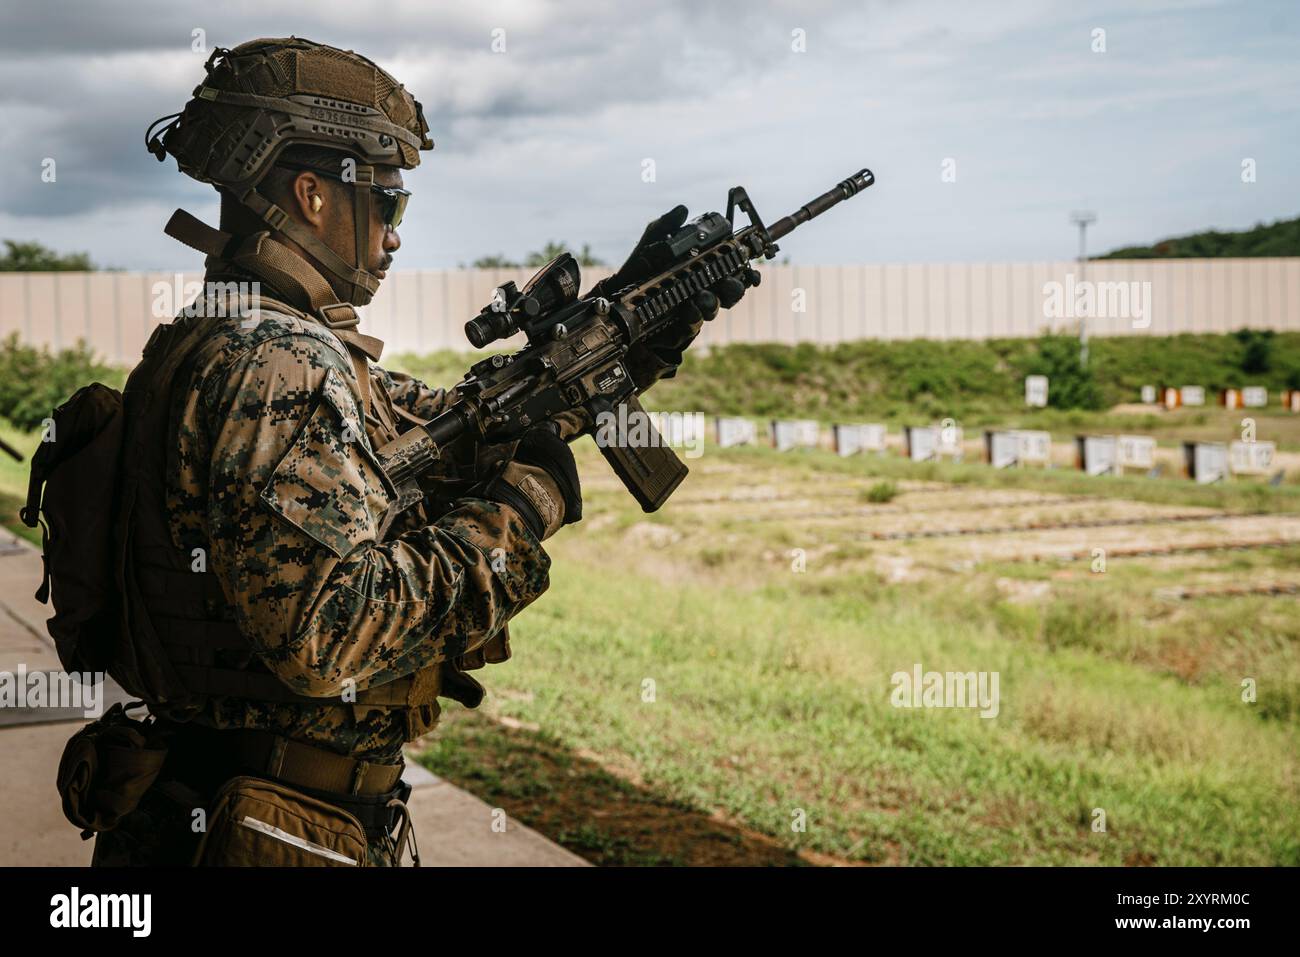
[192,775,368,867]
[56,701,168,837]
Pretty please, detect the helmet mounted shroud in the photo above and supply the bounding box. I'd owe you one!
[145,37,433,307]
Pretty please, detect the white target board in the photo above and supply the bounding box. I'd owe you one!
[987,430,1051,468]
[985,431,1019,469]
[1016,430,1052,466]
[770,419,819,452]
[793,420,820,450]
[1230,440,1276,476]
[715,417,757,448]
[1140,385,1157,404]
[1181,385,1206,406]
[937,423,963,460]
[1077,435,1118,476]
[1116,435,1156,471]
[861,423,887,453]
[906,426,939,462]
[833,423,886,456]
[1025,375,1049,408]
[1242,386,1268,408]
[1184,441,1228,484]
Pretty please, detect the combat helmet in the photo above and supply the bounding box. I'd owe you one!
[146,36,433,306]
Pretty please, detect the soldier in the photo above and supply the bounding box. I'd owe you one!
[83,37,745,867]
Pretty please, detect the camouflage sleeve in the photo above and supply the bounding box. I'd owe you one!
[371,365,453,421]
[201,333,550,698]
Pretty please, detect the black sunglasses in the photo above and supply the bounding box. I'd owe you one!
[274,162,411,229]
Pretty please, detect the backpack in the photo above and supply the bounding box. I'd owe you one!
[22,316,219,702]
[21,383,124,675]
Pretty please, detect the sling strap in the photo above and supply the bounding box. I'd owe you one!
[164,208,379,419]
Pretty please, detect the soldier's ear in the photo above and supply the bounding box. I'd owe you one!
[292,172,329,230]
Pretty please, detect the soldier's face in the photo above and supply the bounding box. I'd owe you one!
[306,166,404,288]
[368,167,404,282]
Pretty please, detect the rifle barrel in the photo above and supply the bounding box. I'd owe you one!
[766,168,874,243]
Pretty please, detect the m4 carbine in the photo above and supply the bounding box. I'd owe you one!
[375,168,874,516]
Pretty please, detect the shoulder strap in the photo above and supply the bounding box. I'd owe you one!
[164,208,380,419]
[240,291,377,422]
[166,209,338,314]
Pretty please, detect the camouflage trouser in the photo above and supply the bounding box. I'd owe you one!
[90,777,400,867]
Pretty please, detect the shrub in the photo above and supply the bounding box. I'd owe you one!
[862,480,898,503]
[0,334,124,432]
[1029,334,1106,411]
[1235,328,1274,374]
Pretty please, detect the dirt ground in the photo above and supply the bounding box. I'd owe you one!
[583,453,1300,591]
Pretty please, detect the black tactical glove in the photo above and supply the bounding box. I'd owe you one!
[587,205,760,391]
[478,426,582,541]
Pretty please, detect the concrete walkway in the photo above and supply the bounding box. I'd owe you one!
[0,535,587,867]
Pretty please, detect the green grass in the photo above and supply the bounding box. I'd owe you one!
[419,546,1300,865]
[413,441,1300,866]
[863,480,898,503]
[0,422,39,545]
[384,348,499,391]
[716,443,1300,512]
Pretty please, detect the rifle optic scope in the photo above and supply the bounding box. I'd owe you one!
[465,253,582,348]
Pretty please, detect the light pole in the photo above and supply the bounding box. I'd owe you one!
[1070,210,1097,366]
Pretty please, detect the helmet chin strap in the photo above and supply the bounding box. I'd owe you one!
[349,164,376,306]
[238,163,380,307]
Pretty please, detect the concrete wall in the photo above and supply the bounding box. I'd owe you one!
[2,258,1297,363]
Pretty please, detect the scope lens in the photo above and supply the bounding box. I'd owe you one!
[465,312,517,348]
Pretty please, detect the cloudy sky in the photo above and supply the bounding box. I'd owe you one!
[1,0,1297,271]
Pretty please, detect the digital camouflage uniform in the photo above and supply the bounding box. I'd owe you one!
[92,264,552,866]
[87,37,522,867]
[164,286,550,758]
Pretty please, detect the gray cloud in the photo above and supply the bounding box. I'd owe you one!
[1,0,1297,270]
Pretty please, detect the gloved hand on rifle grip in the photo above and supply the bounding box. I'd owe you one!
[588,204,760,392]
[476,426,582,541]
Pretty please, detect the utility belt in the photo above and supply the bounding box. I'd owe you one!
[57,704,419,866]
[160,719,406,800]
[159,720,419,859]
